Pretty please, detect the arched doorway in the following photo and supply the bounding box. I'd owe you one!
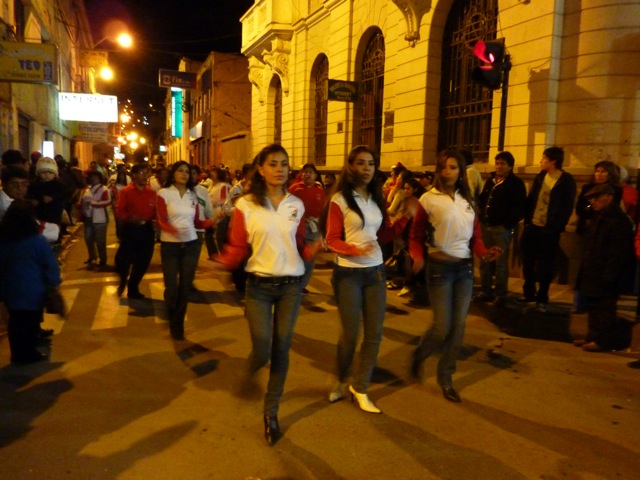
[355,29,385,153]
[437,0,498,161]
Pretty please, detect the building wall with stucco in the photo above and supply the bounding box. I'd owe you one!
[240,0,640,176]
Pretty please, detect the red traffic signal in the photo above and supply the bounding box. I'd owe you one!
[472,39,505,90]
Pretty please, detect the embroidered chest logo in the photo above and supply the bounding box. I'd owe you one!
[288,207,299,222]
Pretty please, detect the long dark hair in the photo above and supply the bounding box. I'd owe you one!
[246,144,289,207]
[333,145,387,227]
[432,149,476,210]
[0,199,40,241]
[165,160,196,190]
[593,160,621,186]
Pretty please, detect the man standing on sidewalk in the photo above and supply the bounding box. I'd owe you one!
[114,164,156,299]
[476,151,527,306]
[520,146,576,312]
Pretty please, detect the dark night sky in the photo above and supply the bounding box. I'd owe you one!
[84,0,254,111]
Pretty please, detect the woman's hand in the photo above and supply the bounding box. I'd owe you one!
[352,241,377,257]
[307,239,324,258]
[482,246,503,262]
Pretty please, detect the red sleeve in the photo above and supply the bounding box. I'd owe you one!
[213,208,250,269]
[470,217,489,258]
[325,202,360,256]
[377,215,408,243]
[193,204,213,230]
[408,204,428,263]
[635,226,640,259]
[156,194,178,234]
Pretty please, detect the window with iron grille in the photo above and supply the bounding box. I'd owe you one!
[312,55,329,166]
[359,31,385,152]
[437,0,498,162]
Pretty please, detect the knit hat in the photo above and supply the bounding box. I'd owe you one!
[36,156,58,175]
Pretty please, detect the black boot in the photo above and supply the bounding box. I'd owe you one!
[263,415,282,446]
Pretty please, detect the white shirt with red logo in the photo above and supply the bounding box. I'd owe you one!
[216,193,307,277]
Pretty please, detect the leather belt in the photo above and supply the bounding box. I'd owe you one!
[248,274,302,286]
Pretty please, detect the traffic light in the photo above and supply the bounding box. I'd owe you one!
[472,39,505,90]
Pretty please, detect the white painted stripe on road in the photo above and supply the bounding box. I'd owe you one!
[62,273,165,287]
[207,278,244,318]
[43,288,80,333]
[90,285,128,330]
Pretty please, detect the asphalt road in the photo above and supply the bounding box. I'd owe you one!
[1,227,639,479]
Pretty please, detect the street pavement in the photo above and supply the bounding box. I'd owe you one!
[1,225,639,480]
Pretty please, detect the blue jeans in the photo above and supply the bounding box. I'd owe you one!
[244,275,303,416]
[414,258,473,387]
[84,221,108,265]
[331,264,386,393]
[160,240,200,338]
[480,224,513,298]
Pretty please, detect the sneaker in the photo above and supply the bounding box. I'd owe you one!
[535,303,547,313]
[398,286,411,297]
[516,296,535,304]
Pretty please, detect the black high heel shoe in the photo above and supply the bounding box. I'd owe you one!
[441,386,461,403]
[263,415,282,446]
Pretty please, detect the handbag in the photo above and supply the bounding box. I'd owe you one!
[44,286,67,318]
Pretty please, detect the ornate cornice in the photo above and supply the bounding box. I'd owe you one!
[262,38,291,96]
[248,56,266,104]
[392,0,432,47]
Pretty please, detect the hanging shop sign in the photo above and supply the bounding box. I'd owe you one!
[79,49,109,68]
[328,79,359,102]
[59,92,118,122]
[0,41,57,84]
[158,69,197,89]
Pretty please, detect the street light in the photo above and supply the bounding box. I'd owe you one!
[93,32,133,50]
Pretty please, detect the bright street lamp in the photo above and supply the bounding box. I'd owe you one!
[99,66,114,80]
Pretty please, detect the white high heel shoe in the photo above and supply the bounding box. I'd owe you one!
[349,385,382,414]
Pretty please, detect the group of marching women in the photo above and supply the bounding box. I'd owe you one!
[0,142,500,445]
[207,143,502,446]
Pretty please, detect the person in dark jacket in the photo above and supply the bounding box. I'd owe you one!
[575,183,634,352]
[572,160,621,313]
[0,200,61,364]
[476,151,527,306]
[519,146,576,312]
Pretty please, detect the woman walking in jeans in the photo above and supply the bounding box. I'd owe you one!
[212,144,320,446]
[408,150,502,403]
[325,145,408,413]
[156,161,212,341]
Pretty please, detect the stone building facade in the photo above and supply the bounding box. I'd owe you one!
[240,0,640,174]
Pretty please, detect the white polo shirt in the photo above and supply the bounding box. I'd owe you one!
[419,188,475,259]
[222,194,306,277]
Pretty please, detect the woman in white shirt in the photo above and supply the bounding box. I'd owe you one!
[325,145,408,413]
[212,144,320,446]
[408,150,501,403]
[156,161,212,341]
